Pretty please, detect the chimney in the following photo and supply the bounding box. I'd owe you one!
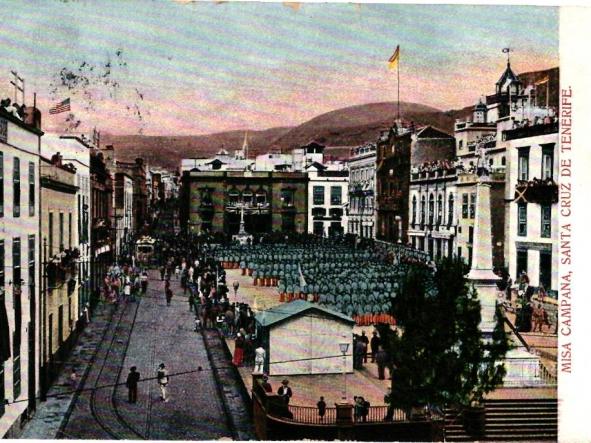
[24,106,41,130]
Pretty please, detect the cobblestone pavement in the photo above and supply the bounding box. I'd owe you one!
[27,271,234,440]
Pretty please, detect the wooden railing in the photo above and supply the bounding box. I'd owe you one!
[286,404,406,425]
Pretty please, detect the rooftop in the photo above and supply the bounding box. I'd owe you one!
[256,300,355,328]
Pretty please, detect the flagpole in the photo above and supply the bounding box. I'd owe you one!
[397,52,400,121]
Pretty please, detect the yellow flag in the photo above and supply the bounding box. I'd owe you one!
[388,45,400,70]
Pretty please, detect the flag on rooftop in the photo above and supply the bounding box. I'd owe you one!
[49,98,71,114]
[388,45,400,70]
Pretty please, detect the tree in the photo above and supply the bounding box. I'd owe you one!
[377,256,509,418]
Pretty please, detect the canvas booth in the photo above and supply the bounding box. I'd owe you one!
[255,300,354,376]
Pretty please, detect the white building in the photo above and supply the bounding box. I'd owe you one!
[255,300,354,376]
[347,143,377,238]
[408,160,458,259]
[307,161,349,237]
[41,134,92,327]
[0,105,42,437]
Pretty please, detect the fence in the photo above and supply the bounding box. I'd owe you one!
[286,404,406,425]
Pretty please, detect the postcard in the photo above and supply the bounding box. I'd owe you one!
[0,1,589,442]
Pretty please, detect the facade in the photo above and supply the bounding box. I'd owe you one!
[255,301,354,376]
[113,172,134,263]
[347,143,377,238]
[40,156,79,396]
[41,134,91,331]
[377,125,455,245]
[115,157,148,233]
[0,105,42,437]
[306,163,349,237]
[181,170,308,235]
[408,161,457,260]
[502,116,558,292]
[90,151,114,300]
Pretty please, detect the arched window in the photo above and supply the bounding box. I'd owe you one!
[412,196,417,225]
[437,194,443,225]
[448,194,454,226]
[420,196,426,226]
[428,194,435,225]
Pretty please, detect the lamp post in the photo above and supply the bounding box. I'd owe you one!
[339,340,350,401]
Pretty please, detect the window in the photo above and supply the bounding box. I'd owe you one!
[540,251,552,290]
[462,194,469,219]
[428,194,434,225]
[501,156,506,166]
[13,157,20,217]
[313,186,324,205]
[68,213,72,248]
[517,249,528,277]
[420,196,426,226]
[281,189,294,207]
[542,144,554,180]
[28,235,35,301]
[12,237,21,399]
[541,205,551,238]
[411,196,417,225]
[0,151,3,217]
[330,186,342,206]
[29,162,35,216]
[458,140,464,150]
[59,213,64,252]
[469,193,476,219]
[313,221,324,236]
[468,226,474,244]
[518,147,530,181]
[437,194,443,225]
[447,194,454,226]
[49,212,54,256]
[518,203,527,236]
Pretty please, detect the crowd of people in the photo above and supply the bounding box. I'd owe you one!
[102,263,150,304]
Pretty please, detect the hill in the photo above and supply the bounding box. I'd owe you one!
[104,66,558,170]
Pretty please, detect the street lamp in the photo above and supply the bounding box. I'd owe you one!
[339,340,350,401]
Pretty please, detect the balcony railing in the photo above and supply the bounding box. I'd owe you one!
[503,121,558,141]
[286,405,407,425]
[514,178,558,204]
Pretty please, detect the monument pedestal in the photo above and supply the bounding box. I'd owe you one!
[468,179,543,387]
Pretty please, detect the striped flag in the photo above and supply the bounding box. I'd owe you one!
[49,98,71,114]
[388,45,400,70]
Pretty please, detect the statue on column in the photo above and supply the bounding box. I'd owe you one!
[254,346,266,374]
[476,144,489,177]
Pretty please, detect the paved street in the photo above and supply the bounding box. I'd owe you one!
[58,271,233,440]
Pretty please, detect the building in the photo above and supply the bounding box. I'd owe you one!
[0,102,42,437]
[306,162,349,237]
[113,172,134,262]
[39,155,79,397]
[347,143,377,238]
[255,300,354,376]
[90,151,114,300]
[408,159,457,260]
[114,157,148,233]
[180,170,308,235]
[41,134,91,332]
[376,125,455,244]
[500,92,559,292]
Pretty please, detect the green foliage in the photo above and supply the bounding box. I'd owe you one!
[377,256,509,414]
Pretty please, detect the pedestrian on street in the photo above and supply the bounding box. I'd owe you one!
[140,271,148,294]
[233,281,239,298]
[69,368,78,388]
[157,363,169,402]
[160,266,165,281]
[376,346,388,380]
[233,333,245,366]
[278,379,293,405]
[188,292,195,312]
[370,331,380,363]
[166,287,173,306]
[359,331,369,363]
[126,366,141,403]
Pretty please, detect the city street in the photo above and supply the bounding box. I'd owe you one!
[58,272,234,440]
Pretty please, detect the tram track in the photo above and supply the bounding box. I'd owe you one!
[88,299,146,440]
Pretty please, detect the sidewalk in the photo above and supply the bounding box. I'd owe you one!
[21,302,116,439]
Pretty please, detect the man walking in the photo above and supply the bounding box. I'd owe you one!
[376,346,388,380]
[157,363,169,402]
[126,366,141,403]
[370,331,380,363]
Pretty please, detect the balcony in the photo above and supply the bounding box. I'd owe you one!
[503,121,558,141]
[514,178,558,204]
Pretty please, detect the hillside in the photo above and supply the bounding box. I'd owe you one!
[104,66,558,170]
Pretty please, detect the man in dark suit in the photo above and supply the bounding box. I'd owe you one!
[126,366,141,403]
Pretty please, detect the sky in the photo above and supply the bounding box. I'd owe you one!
[0,1,558,136]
